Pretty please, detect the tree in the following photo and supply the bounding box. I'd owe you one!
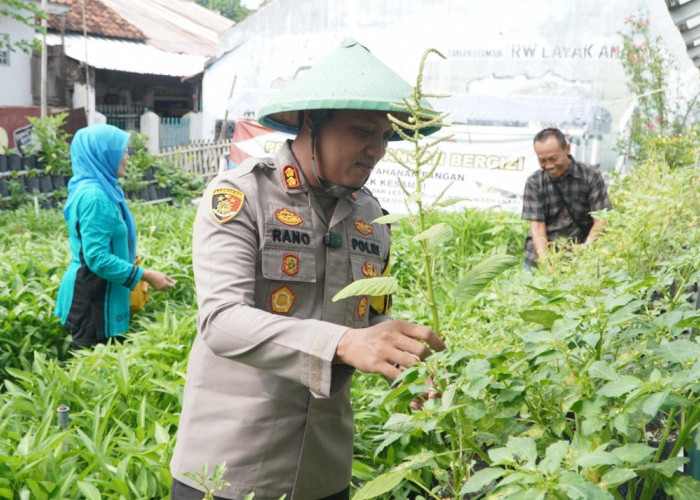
[0,0,47,53]
[194,0,252,22]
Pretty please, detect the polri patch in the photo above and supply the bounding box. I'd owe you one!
[211,187,245,223]
[270,285,295,314]
[361,260,379,278]
[357,295,368,319]
[353,220,374,235]
[282,164,301,189]
[282,253,300,276]
[275,208,303,226]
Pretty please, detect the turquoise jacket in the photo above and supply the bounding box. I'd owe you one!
[55,188,143,344]
[55,124,142,346]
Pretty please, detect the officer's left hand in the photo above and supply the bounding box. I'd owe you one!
[333,320,446,380]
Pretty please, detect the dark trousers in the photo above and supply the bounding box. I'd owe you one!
[170,478,349,500]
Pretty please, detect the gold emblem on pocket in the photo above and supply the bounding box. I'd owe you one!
[361,260,379,278]
[270,286,295,313]
[357,295,368,318]
[282,253,300,276]
[275,208,303,226]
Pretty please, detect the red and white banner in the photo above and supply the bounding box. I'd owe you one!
[229,119,539,214]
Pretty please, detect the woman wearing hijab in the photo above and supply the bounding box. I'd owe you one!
[55,124,175,348]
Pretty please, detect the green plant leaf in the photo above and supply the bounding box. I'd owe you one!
[351,470,406,500]
[373,213,405,224]
[642,389,670,416]
[610,443,655,465]
[660,474,700,500]
[519,308,562,329]
[575,450,621,467]
[383,413,422,433]
[588,360,617,381]
[437,197,469,207]
[459,467,506,495]
[488,447,515,466]
[598,375,643,397]
[506,436,537,468]
[353,452,435,499]
[77,482,102,500]
[637,457,688,478]
[539,441,569,475]
[331,277,398,302]
[411,222,453,247]
[558,471,615,500]
[454,254,519,303]
[463,399,488,420]
[654,339,700,363]
[601,468,637,488]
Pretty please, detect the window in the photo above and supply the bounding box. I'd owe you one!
[0,33,9,65]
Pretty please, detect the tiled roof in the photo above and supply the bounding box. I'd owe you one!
[47,0,233,56]
[48,0,144,40]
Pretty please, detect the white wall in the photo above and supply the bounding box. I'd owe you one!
[0,18,35,106]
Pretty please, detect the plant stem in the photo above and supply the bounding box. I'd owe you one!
[639,407,676,500]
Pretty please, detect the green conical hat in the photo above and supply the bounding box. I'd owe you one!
[257,38,440,139]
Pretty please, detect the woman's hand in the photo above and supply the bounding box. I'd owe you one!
[142,269,176,291]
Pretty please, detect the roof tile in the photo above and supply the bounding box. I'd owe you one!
[48,0,144,40]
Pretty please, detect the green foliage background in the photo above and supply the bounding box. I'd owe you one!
[0,0,46,53]
[2,157,700,498]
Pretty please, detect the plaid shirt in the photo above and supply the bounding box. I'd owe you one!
[521,157,611,266]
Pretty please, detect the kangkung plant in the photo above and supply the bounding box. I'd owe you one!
[182,462,233,500]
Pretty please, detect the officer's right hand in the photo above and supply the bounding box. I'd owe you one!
[333,320,445,380]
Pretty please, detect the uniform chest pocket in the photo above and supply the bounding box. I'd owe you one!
[262,205,317,282]
[349,254,384,281]
[261,247,316,282]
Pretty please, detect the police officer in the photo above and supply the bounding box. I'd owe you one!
[170,39,446,500]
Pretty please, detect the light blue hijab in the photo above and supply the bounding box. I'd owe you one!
[64,124,137,261]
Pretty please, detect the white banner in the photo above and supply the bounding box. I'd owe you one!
[229,120,540,214]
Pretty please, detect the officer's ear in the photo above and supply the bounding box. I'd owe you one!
[301,111,316,133]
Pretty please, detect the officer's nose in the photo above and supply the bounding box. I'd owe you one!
[366,137,386,160]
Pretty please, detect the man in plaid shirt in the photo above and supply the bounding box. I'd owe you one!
[521,128,612,269]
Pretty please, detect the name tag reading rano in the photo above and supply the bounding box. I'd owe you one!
[211,187,245,223]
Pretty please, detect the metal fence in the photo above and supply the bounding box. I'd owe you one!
[97,105,142,131]
[157,139,231,181]
[160,116,191,149]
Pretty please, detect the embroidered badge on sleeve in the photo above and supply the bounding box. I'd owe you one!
[211,187,245,223]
